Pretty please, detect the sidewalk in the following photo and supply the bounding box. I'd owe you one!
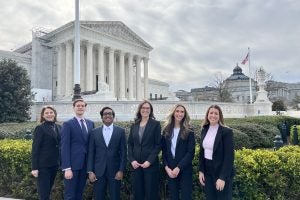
[0,198,23,200]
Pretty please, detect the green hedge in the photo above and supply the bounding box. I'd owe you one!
[1,140,300,200]
[290,125,300,144]
[234,146,300,200]
[2,116,299,149]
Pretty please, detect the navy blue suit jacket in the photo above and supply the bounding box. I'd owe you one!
[61,117,95,170]
[87,125,127,177]
[161,129,195,170]
[199,124,235,181]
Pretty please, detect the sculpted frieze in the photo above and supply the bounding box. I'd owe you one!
[82,22,150,49]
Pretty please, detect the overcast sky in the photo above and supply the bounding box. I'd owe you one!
[1,0,300,91]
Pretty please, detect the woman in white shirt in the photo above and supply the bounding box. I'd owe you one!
[162,104,195,200]
[198,105,235,200]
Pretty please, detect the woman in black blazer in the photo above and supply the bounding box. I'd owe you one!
[128,100,161,200]
[198,105,234,200]
[161,104,195,200]
[31,106,61,200]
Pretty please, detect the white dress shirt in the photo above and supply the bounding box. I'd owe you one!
[171,127,180,158]
[103,124,113,147]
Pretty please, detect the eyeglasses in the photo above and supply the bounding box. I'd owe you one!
[103,112,113,116]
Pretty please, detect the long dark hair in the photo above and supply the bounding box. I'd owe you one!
[163,104,192,140]
[134,100,155,123]
[202,104,225,127]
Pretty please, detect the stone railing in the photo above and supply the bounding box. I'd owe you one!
[30,100,273,122]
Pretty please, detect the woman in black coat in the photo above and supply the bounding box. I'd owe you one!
[31,106,61,200]
[161,104,195,200]
[128,100,161,200]
[198,105,235,200]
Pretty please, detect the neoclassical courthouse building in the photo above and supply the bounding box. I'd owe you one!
[0,21,176,102]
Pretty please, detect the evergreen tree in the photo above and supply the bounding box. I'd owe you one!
[0,59,32,122]
[272,99,286,111]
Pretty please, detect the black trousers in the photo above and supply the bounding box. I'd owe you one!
[203,159,233,200]
[37,166,58,200]
[167,168,193,200]
[132,166,159,200]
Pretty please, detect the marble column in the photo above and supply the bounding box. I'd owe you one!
[143,57,149,100]
[136,55,142,100]
[56,44,63,98]
[128,53,134,100]
[119,51,126,100]
[86,41,93,91]
[80,45,85,91]
[65,41,73,96]
[98,44,105,83]
[108,48,115,95]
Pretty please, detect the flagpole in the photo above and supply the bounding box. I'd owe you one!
[248,47,252,104]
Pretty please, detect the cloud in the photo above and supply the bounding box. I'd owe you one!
[0,0,299,91]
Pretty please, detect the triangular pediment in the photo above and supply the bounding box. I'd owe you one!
[81,21,152,50]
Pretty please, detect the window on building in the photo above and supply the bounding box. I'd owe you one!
[150,93,152,100]
[155,94,157,100]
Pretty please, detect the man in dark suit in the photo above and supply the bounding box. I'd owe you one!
[87,106,127,200]
[61,99,95,200]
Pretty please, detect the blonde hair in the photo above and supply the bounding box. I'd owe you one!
[163,104,192,140]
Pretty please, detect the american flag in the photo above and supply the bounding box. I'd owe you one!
[241,53,249,65]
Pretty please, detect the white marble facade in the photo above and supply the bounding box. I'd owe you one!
[1,21,167,101]
[50,21,152,100]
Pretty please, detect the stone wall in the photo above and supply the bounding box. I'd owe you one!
[30,101,272,122]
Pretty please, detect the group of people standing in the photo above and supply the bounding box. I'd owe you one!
[31,99,235,200]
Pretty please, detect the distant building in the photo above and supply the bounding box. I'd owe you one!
[181,64,257,103]
[224,64,257,103]
[190,86,218,101]
[175,90,192,101]
[266,80,300,104]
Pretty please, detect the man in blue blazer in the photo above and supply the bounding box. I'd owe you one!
[61,99,95,200]
[87,106,127,200]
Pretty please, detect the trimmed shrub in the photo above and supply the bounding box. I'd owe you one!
[0,140,33,198]
[290,125,300,145]
[232,128,251,149]
[230,123,273,148]
[1,140,300,199]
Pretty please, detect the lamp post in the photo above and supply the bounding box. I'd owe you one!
[24,129,32,140]
[273,135,283,151]
[293,125,299,145]
[72,0,82,101]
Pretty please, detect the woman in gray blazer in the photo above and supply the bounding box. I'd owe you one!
[128,100,161,200]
